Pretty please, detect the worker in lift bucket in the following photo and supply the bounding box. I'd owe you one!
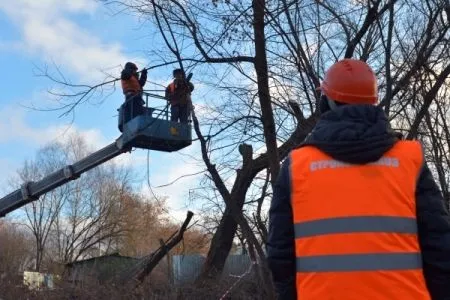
[266,58,450,300]
[165,68,194,123]
[119,61,147,131]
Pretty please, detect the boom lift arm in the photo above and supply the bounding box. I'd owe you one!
[0,91,193,218]
[0,137,129,217]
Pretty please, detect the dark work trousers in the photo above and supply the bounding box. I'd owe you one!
[119,94,144,132]
[170,104,189,123]
[124,94,144,122]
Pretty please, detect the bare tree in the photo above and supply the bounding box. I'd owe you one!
[37,0,449,292]
[13,142,70,271]
[112,192,168,257]
[46,134,134,264]
[0,220,34,279]
[137,0,449,281]
[10,132,137,270]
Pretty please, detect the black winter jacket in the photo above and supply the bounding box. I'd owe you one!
[266,104,450,300]
[165,79,194,106]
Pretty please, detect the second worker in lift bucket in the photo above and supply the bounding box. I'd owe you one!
[120,62,147,128]
[165,69,194,123]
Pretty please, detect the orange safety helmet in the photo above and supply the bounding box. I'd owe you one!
[318,59,378,104]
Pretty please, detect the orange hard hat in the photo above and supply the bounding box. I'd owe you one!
[317,59,378,104]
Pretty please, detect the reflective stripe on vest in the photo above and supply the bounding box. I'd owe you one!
[294,216,417,238]
[297,252,422,272]
[290,140,430,300]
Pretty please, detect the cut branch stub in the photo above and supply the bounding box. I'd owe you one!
[239,144,253,167]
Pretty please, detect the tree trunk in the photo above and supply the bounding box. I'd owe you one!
[199,206,239,279]
[35,244,43,272]
[197,1,281,279]
[196,112,316,281]
[252,0,280,184]
[199,179,249,280]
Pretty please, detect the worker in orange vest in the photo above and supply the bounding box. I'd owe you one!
[120,62,147,131]
[267,59,449,300]
[165,68,194,123]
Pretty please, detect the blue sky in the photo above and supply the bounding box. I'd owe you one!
[0,0,205,221]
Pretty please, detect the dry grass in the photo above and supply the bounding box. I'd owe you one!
[0,275,265,300]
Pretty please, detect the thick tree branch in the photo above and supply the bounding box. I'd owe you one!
[407,63,450,139]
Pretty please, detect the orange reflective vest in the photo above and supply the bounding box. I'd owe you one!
[168,82,175,93]
[121,76,142,95]
[167,81,191,105]
[290,140,430,300]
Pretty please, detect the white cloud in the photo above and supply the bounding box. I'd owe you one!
[0,104,149,169]
[0,158,19,195]
[0,0,98,15]
[0,0,145,81]
[139,142,206,222]
[0,105,105,147]
[0,102,155,213]
[0,41,23,53]
[111,149,150,169]
[191,102,215,119]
